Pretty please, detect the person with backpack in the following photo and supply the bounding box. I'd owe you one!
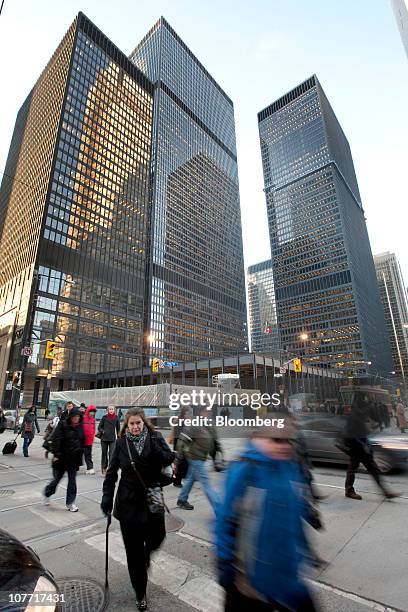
[43,415,55,459]
[101,408,175,610]
[216,417,318,612]
[20,406,40,457]
[176,405,220,511]
[83,404,97,474]
[98,405,120,475]
[43,407,85,512]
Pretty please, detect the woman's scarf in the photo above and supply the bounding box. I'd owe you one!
[126,426,148,455]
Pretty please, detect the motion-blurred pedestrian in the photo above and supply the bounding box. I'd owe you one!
[342,394,399,500]
[216,417,318,611]
[167,406,191,487]
[396,401,407,433]
[43,407,85,512]
[101,408,175,610]
[176,405,219,511]
[20,406,40,457]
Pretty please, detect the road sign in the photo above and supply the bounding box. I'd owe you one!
[45,341,56,359]
[159,360,165,369]
[163,361,179,368]
[293,358,302,373]
[279,366,287,374]
[21,346,33,357]
[152,358,160,373]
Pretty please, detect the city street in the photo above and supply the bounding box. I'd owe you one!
[1,426,407,612]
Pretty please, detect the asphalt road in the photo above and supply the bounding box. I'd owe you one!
[0,427,407,612]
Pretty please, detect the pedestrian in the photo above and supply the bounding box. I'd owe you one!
[98,405,120,475]
[43,415,55,459]
[44,408,50,418]
[117,408,123,421]
[79,402,87,415]
[0,408,7,434]
[342,394,399,500]
[395,401,407,433]
[53,406,63,428]
[176,405,219,511]
[167,406,191,487]
[216,418,318,611]
[20,406,40,457]
[83,404,97,474]
[100,408,175,610]
[43,407,85,512]
[220,406,231,419]
[60,401,75,421]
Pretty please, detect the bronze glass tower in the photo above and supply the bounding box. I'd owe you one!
[0,13,153,404]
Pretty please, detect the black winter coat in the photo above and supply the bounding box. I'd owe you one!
[20,412,40,440]
[98,415,120,442]
[101,431,175,524]
[52,419,85,470]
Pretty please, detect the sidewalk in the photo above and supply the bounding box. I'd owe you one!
[1,430,407,611]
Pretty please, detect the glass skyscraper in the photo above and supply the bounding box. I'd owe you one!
[374,252,408,383]
[129,18,247,362]
[258,75,392,374]
[247,260,280,355]
[0,13,153,404]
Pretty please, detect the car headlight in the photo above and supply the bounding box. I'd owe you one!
[23,575,58,611]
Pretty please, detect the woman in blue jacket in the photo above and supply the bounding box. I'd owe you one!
[216,418,317,612]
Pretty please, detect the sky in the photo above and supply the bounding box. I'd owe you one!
[0,0,407,283]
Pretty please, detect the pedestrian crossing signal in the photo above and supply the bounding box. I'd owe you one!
[45,341,56,359]
[152,358,159,373]
[293,358,302,373]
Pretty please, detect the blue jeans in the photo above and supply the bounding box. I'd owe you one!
[23,436,32,456]
[44,467,77,505]
[178,459,219,510]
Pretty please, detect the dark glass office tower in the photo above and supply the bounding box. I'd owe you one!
[258,76,392,374]
[374,252,408,383]
[0,13,153,404]
[247,260,280,355]
[129,18,247,362]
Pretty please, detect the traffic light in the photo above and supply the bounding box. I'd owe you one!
[293,358,302,373]
[12,370,22,387]
[45,340,56,359]
[152,358,159,373]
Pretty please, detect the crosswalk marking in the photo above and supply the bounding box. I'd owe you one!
[85,531,224,611]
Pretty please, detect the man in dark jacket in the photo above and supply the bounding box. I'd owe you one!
[60,401,74,421]
[43,408,85,511]
[98,405,120,474]
[176,406,220,511]
[343,395,399,500]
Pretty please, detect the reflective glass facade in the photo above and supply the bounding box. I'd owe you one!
[130,18,247,361]
[247,260,280,355]
[0,13,153,403]
[258,76,392,374]
[374,252,408,381]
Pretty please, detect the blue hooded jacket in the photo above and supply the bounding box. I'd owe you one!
[215,441,311,609]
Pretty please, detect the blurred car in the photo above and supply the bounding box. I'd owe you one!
[299,413,408,473]
[3,411,17,430]
[0,528,59,611]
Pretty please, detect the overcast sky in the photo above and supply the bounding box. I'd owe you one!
[0,0,407,284]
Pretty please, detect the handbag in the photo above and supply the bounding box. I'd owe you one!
[125,437,168,516]
[24,422,33,434]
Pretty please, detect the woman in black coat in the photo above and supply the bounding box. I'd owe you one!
[43,408,85,512]
[101,408,175,610]
[20,406,40,457]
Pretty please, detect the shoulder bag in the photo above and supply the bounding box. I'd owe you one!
[125,437,168,516]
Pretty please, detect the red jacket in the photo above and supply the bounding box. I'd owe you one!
[83,405,96,446]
